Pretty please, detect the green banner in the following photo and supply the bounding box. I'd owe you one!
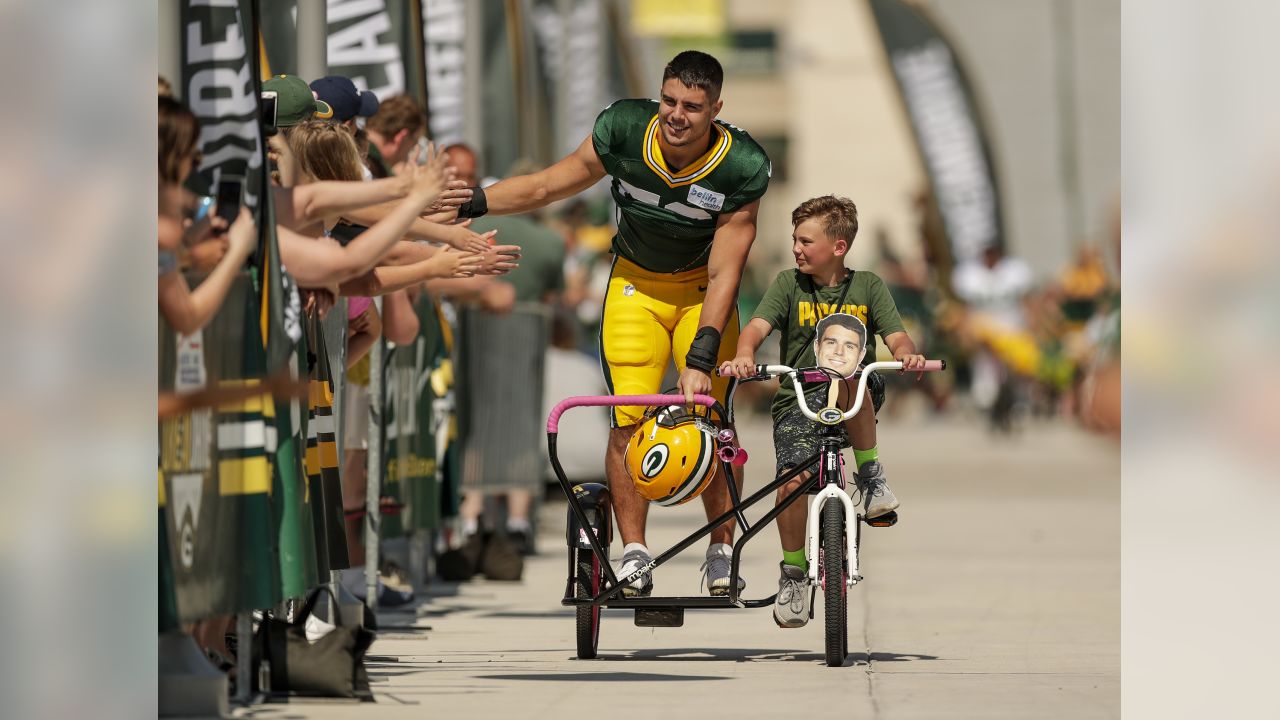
[178,0,317,614]
[382,294,452,534]
[159,277,279,621]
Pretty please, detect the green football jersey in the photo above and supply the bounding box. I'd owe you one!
[751,269,907,424]
[592,99,771,273]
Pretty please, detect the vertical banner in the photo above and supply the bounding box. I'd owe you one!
[422,0,467,146]
[159,282,279,621]
[383,295,449,534]
[180,0,266,201]
[476,0,526,175]
[257,0,297,77]
[177,0,320,614]
[259,0,428,99]
[529,0,604,159]
[165,0,281,622]
[327,0,426,99]
[868,0,1006,273]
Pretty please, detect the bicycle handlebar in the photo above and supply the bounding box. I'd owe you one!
[546,393,717,433]
[732,360,946,424]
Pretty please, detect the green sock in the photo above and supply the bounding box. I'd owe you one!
[782,548,807,571]
[853,445,879,468]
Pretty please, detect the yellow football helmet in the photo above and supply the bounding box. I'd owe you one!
[624,406,720,507]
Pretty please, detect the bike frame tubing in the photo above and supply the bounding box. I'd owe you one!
[804,429,861,586]
[547,394,722,600]
[547,394,827,609]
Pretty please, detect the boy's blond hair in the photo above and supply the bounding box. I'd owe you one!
[792,195,859,245]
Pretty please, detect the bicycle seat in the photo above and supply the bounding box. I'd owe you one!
[862,511,898,528]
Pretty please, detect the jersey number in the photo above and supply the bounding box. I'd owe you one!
[617,179,712,221]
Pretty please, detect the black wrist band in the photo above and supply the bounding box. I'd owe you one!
[684,327,721,374]
[456,186,488,219]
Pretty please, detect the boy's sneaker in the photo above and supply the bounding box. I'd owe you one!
[773,563,810,628]
[700,545,747,597]
[856,460,900,518]
[617,548,654,597]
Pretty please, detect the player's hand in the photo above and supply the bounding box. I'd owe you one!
[409,142,455,206]
[421,207,460,224]
[677,367,713,406]
[717,354,756,378]
[423,179,472,214]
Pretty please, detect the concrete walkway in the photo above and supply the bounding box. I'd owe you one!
[241,412,1118,719]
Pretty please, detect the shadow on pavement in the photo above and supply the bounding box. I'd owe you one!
[587,647,939,665]
[476,672,730,682]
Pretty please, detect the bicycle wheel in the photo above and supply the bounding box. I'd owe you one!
[821,499,848,667]
[574,547,602,659]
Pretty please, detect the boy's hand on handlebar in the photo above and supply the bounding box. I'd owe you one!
[896,351,928,376]
[718,354,757,378]
[677,367,712,405]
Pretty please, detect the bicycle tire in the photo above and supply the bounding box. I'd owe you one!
[822,499,847,667]
[574,547,602,659]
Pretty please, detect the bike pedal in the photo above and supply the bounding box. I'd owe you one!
[634,607,684,627]
[862,511,899,527]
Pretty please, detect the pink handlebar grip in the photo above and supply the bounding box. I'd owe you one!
[922,359,946,371]
[547,393,717,433]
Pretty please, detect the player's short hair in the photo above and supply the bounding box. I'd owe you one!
[792,195,859,245]
[662,50,724,101]
[365,94,426,138]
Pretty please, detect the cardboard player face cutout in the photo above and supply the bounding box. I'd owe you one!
[812,313,868,379]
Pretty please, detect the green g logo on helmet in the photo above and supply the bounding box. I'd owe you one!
[641,444,670,478]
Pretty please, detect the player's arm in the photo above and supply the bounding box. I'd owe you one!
[678,199,760,402]
[699,199,759,332]
[460,136,606,217]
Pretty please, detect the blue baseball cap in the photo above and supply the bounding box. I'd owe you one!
[309,76,379,122]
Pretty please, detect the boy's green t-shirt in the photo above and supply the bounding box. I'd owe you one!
[751,268,906,423]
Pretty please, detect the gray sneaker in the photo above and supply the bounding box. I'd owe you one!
[617,548,654,597]
[857,460,900,518]
[700,546,747,596]
[773,563,810,628]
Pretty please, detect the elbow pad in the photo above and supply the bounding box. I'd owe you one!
[684,327,721,374]
[456,186,488,219]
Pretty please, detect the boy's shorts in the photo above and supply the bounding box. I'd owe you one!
[773,372,886,483]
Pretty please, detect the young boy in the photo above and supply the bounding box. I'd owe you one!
[719,195,926,628]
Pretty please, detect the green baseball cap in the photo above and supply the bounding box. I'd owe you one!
[263,74,334,126]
